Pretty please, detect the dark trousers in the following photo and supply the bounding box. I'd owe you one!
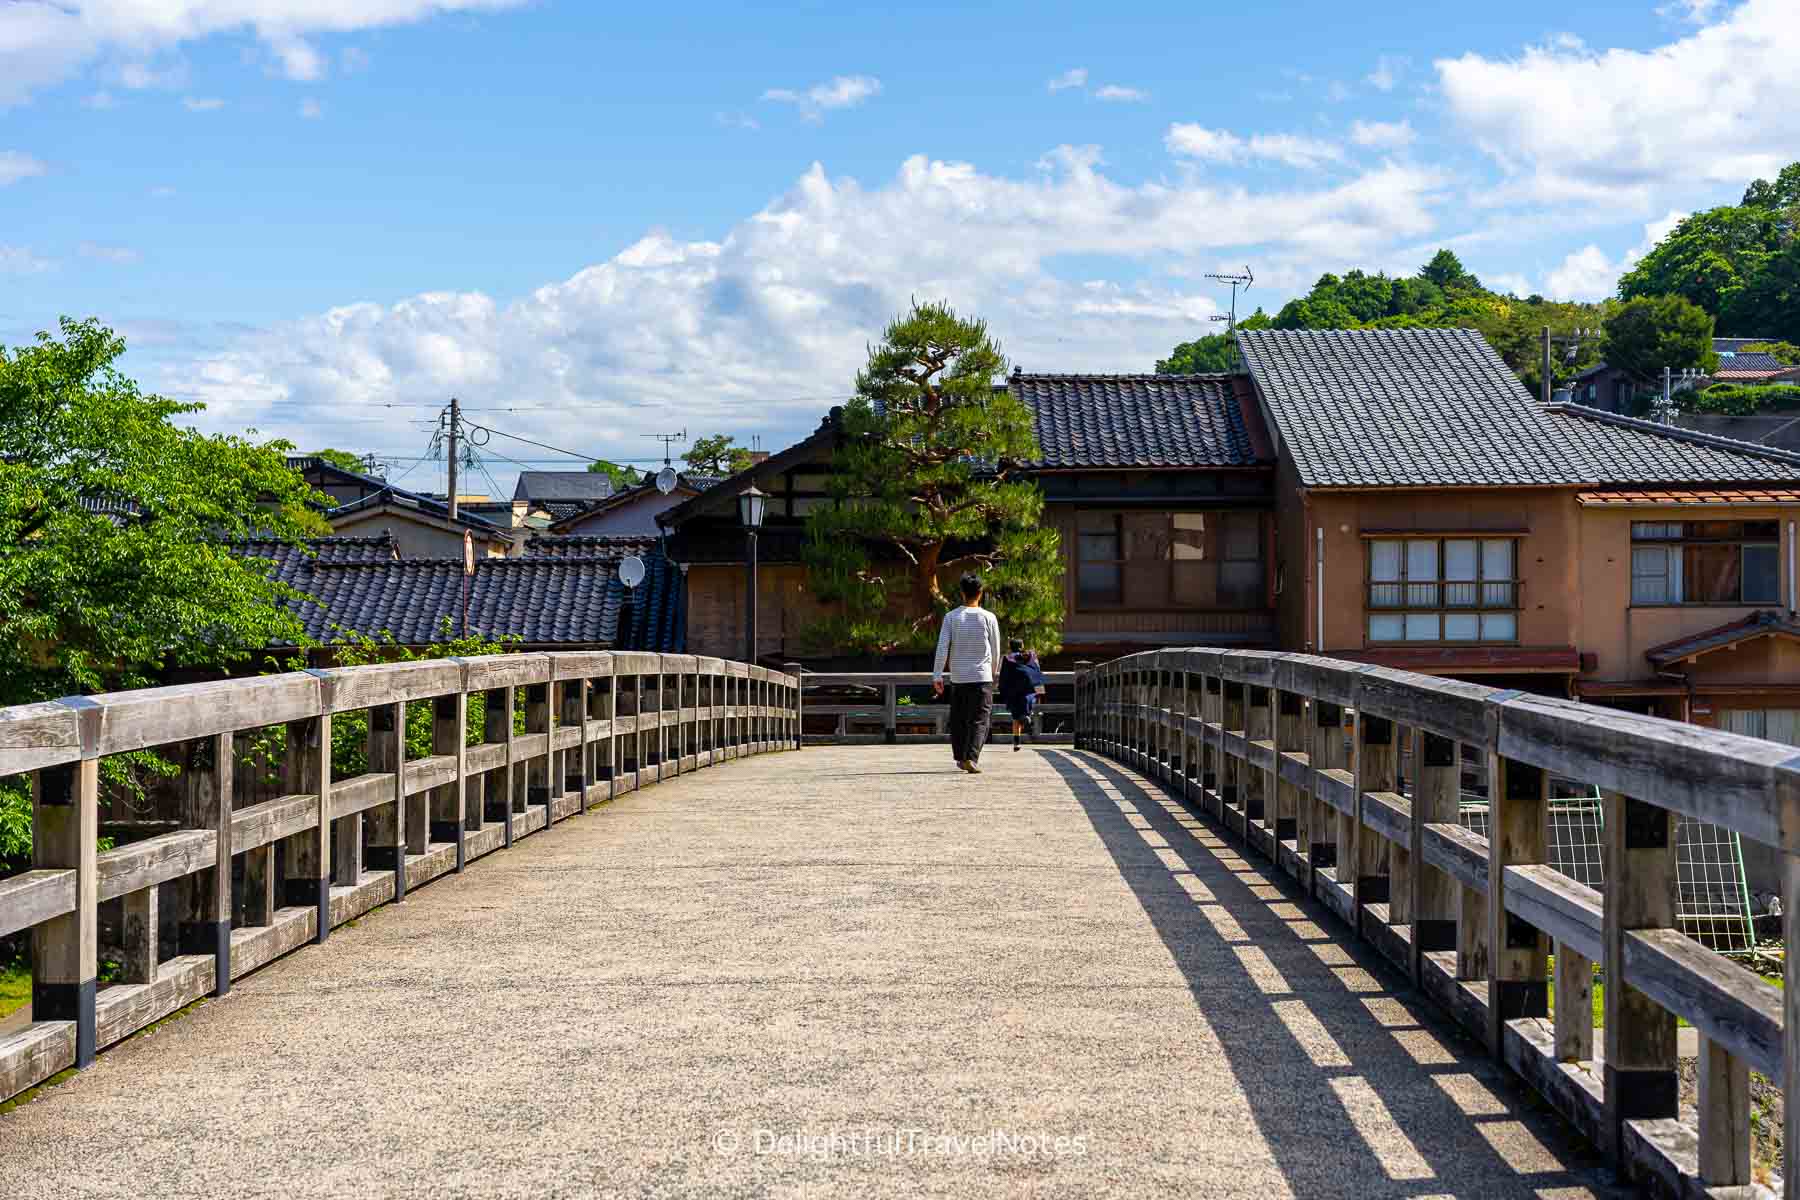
[949,682,994,764]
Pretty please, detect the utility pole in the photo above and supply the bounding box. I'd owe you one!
[1542,327,1553,407]
[446,396,460,519]
[1539,326,1600,405]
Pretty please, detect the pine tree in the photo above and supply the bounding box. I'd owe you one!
[802,301,1063,656]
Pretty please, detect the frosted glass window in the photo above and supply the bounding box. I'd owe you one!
[1368,614,1404,642]
[1406,540,1438,580]
[1443,540,1478,581]
[1443,613,1479,640]
[1369,540,1402,580]
[1404,613,1440,641]
[1480,612,1517,641]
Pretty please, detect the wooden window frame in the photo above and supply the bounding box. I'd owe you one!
[1073,509,1268,613]
[1629,520,1781,607]
[1365,535,1522,647]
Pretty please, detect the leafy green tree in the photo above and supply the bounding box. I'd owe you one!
[1,318,327,706]
[587,459,640,488]
[311,447,368,474]
[1684,383,1800,417]
[803,301,1062,655]
[1601,295,1720,385]
[682,433,754,476]
[1722,242,1800,345]
[1618,205,1778,319]
[1,318,329,872]
[1419,249,1483,294]
[1156,310,1270,373]
[1740,340,1800,366]
[1742,162,1800,212]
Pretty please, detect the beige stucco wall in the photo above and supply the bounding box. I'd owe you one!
[330,510,508,560]
[1576,506,1796,683]
[558,492,688,538]
[1285,488,1580,657]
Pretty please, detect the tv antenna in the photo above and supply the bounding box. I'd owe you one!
[1204,266,1255,333]
[644,429,687,466]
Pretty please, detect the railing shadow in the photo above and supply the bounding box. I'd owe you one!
[1039,748,1623,1198]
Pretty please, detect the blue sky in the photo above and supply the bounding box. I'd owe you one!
[2,0,1796,497]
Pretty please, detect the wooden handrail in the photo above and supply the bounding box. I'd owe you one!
[0,653,801,1104]
[1073,647,1799,1196]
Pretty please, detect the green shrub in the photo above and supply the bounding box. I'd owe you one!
[1684,383,1800,416]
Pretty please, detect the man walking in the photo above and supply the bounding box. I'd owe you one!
[932,573,1002,774]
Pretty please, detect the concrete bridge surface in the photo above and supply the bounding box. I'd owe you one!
[1,746,1624,1198]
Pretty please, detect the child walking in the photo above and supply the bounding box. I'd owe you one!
[997,639,1046,751]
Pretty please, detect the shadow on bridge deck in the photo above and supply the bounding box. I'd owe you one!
[0,746,1623,1198]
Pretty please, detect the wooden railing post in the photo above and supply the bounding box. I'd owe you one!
[1274,691,1303,851]
[1309,701,1341,874]
[1245,686,1272,831]
[179,731,232,996]
[367,700,406,901]
[33,756,98,1065]
[431,689,467,870]
[1486,754,1548,1055]
[1352,713,1395,920]
[1786,848,1800,1200]
[284,714,331,940]
[1411,731,1460,982]
[1221,681,1245,831]
[486,686,515,847]
[525,683,550,823]
[785,663,803,750]
[1602,789,1679,1155]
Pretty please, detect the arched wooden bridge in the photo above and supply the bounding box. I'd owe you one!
[0,651,1793,1197]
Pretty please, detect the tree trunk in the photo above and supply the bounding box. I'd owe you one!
[916,541,945,614]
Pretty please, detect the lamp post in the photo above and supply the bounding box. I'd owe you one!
[737,483,767,664]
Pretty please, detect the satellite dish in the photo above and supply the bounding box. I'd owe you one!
[618,555,646,590]
[654,466,679,495]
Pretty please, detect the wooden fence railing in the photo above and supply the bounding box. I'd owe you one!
[0,653,800,1104]
[799,672,1075,743]
[1076,648,1798,1199]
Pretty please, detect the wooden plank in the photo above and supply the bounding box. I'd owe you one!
[228,907,316,979]
[1421,822,1490,894]
[96,829,216,902]
[1603,790,1680,1152]
[514,732,549,760]
[0,1022,75,1102]
[310,659,465,712]
[1499,695,1798,849]
[93,955,212,1049]
[0,701,82,777]
[552,726,581,751]
[1622,927,1781,1081]
[0,869,77,939]
[1502,864,1602,963]
[230,793,318,854]
[331,772,397,818]
[89,673,319,756]
[1315,768,1355,816]
[466,742,505,774]
[1352,667,1493,748]
[462,653,552,691]
[1360,790,1410,847]
[1697,1034,1751,1186]
[402,753,457,797]
[550,651,613,680]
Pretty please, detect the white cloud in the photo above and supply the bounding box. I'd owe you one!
[163,151,1448,478]
[1364,55,1409,91]
[1047,68,1087,92]
[0,2,525,106]
[1543,208,1689,300]
[0,150,47,187]
[298,97,323,118]
[81,90,115,109]
[183,96,224,111]
[1093,84,1148,102]
[119,60,188,90]
[0,245,52,274]
[79,242,140,264]
[1437,0,1800,206]
[1166,125,1345,169]
[1349,119,1415,149]
[761,75,880,120]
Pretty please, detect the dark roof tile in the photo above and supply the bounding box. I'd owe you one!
[1008,373,1268,469]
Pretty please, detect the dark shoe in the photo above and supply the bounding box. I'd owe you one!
[1013,741,1021,752]
[967,761,982,774]
[958,760,975,773]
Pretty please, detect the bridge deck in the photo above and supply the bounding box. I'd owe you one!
[1,747,1618,1197]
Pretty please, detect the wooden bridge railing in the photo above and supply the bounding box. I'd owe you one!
[0,652,800,1104]
[1076,648,1798,1199]
[797,671,1075,744]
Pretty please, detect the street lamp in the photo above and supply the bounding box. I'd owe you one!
[737,483,767,664]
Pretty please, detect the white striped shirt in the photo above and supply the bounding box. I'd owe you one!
[932,605,1002,685]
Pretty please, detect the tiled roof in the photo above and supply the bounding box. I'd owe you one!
[512,471,615,503]
[1716,351,1786,372]
[234,541,682,650]
[1646,610,1800,668]
[235,535,400,587]
[1008,373,1268,469]
[327,487,510,537]
[1238,327,1800,488]
[522,534,662,559]
[1577,487,1800,506]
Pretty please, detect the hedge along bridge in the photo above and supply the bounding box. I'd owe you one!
[0,652,800,1101]
[1077,648,1800,1197]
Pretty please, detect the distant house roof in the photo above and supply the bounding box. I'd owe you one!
[512,471,615,504]
[1714,353,1789,379]
[522,534,662,559]
[1237,327,1800,489]
[235,534,401,587]
[546,472,716,532]
[286,455,391,490]
[660,410,844,529]
[326,487,511,542]
[1646,610,1800,668]
[1007,373,1271,470]
[234,540,683,650]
